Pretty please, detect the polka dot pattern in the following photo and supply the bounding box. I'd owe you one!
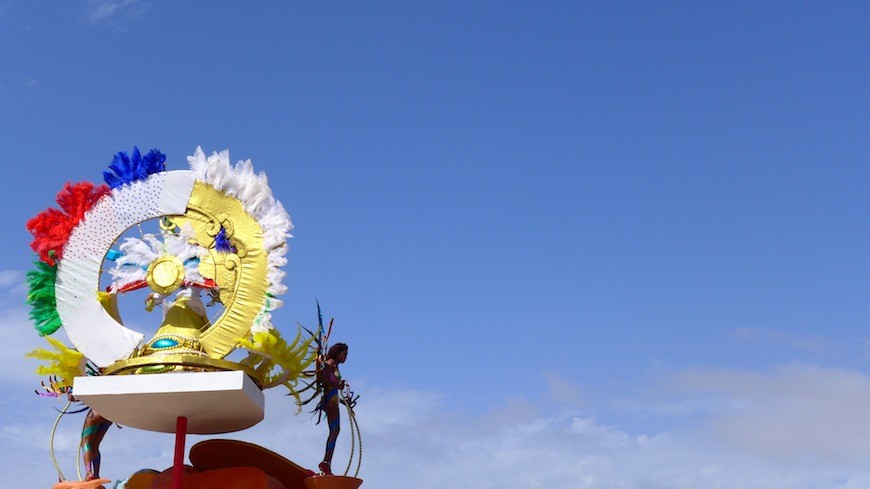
[55,171,196,366]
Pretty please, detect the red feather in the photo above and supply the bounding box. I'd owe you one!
[26,182,110,265]
[57,181,109,218]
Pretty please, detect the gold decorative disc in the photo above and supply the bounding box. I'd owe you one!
[146,255,186,295]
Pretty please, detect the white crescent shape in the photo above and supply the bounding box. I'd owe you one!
[55,171,196,367]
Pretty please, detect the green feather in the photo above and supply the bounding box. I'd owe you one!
[25,258,61,336]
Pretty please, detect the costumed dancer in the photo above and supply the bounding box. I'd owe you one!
[317,343,349,475]
[79,404,113,481]
[67,373,114,482]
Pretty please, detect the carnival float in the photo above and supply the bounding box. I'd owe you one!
[25,147,362,489]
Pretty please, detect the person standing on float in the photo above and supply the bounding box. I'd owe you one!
[317,343,348,475]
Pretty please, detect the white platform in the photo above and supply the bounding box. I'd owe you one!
[73,371,265,434]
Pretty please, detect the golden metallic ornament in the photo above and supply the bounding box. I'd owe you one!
[146,255,186,295]
[181,181,269,359]
[128,294,211,373]
[103,354,262,387]
[109,180,270,379]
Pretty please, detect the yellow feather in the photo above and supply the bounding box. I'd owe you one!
[236,327,316,410]
[25,337,87,389]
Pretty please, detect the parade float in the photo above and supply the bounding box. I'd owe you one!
[25,148,362,489]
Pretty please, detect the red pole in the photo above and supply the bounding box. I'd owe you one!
[172,416,188,489]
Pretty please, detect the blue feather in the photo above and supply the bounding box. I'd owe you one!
[214,226,235,253]
[317,300,324,334]
[131,147,146,180]
[315,300,325,351]
[103,147,167,189]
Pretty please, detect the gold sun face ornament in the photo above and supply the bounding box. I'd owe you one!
[47,148,292,378]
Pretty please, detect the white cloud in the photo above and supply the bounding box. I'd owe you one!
[670,364,870,464]
[19,77,37,89]
[89,0,132,20]
[0,269,22,287]
[0,269,26,298]
[2,288,870,489]
[86,0,150,25]
[5,373,870,488]
[543,370,585,405]
[0,305,54,387]
[728,326,831,352]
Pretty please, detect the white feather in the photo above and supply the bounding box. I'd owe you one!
[248,177,276,220]
[267,251,287,269]
[250,313,272,334]
[229,159,255,200]
[263,293,284,311]
[267,274,287,297]
[108,235,160,292]
[187,148,293,309]
[188,146,209,180]
[170,287,208,318]
[164,225,208,285]
[206,150,232,192]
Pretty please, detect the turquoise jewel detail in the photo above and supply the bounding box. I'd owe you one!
[152,338,179,349]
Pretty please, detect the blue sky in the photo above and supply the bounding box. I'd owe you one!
[1,1,869,487]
